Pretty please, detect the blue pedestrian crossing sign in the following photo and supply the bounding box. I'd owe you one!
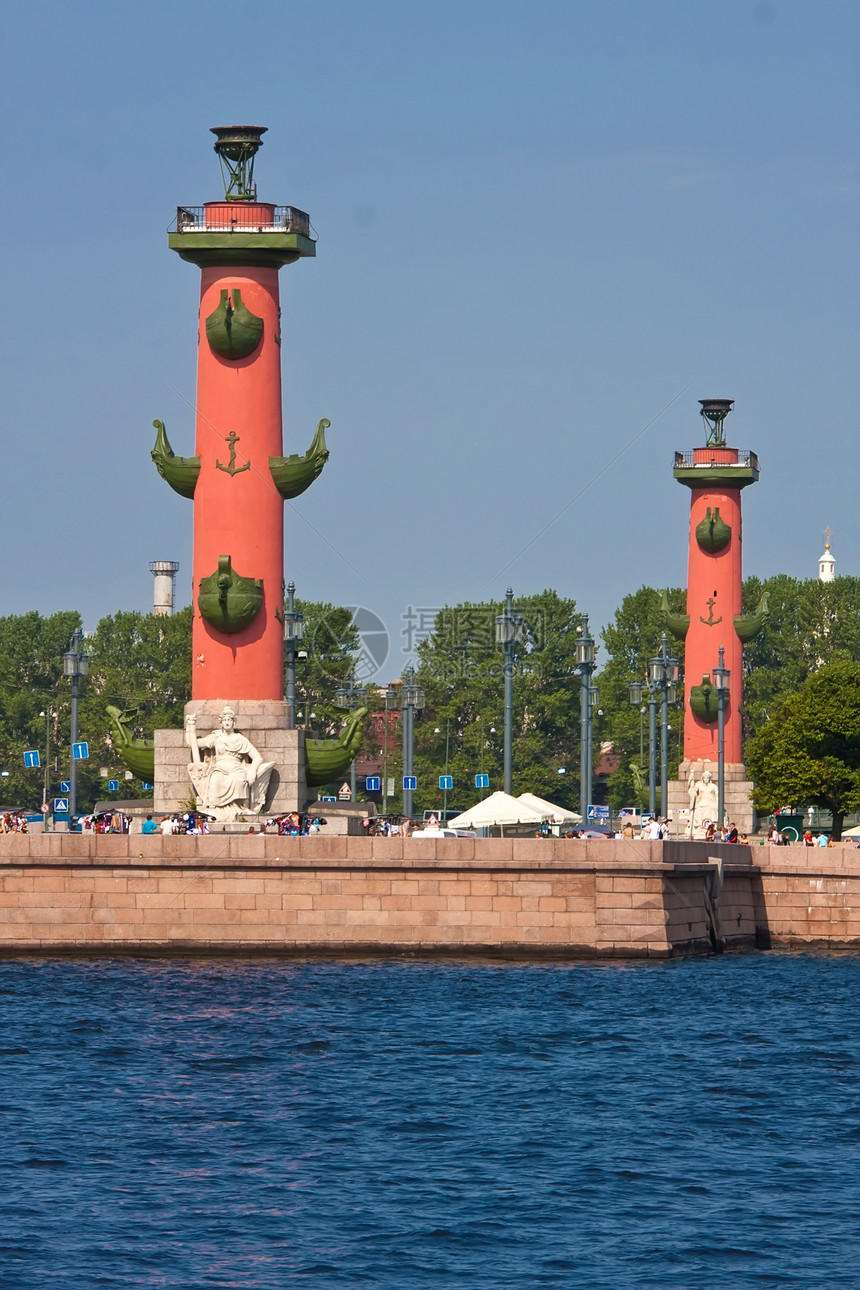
[365,776,381,792]
[72,742,89,761]
[474,773,490,789]
[53,798,69,814]
[403,775,417,791]
[60,781,71,793]
[141,782,153,790]
[439,775,453,791]
[23,750,40,768]
[108,779,120,792]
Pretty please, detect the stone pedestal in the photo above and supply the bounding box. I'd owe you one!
[154,700,310,817]
[667,759,757,838]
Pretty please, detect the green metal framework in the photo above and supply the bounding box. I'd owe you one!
[211,126,267,201]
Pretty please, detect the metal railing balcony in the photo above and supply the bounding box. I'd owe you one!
[674,449,759,472]
[170,206,315,238]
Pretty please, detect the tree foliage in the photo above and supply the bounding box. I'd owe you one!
[597,586,686,808]
[410,590,582,816]
[746,660,860,840]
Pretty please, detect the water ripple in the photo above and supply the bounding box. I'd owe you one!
[0,953,859,1287]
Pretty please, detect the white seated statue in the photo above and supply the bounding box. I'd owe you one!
[185,707,275,821]
[687,766,720,839]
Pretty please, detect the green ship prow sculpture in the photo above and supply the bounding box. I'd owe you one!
[107,703,369,798]
[269,418,330,499]
[107,706,156,782]
[151,420,201,499]
[304,707,368,788]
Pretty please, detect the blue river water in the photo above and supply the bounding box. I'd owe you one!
[1,953,858,1288]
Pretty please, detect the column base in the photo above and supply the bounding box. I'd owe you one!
[667,759,757,839]
[154,700,310,818]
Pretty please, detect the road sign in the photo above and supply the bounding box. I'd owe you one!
[60,781,71,793]
[141,782,153,790]
[72,742,89,761]
[439,775,453,791]
[475,773,490,789]
[320,796,337,802]
[53,798,69,813]
[365,776,381,792]
[108,780,120,792]
[338,781,352,800]
[23,750,40,768]
[403,775,417,791]
[587,804,611,820]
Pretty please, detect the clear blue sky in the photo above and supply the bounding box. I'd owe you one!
[2,0,857,678]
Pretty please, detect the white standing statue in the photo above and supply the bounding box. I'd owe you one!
[185,707,275,821]
[687,766,720,839]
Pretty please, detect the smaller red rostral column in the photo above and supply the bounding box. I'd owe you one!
[674,400,760,764]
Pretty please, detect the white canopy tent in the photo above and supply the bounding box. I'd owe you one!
[446,791,550,834]
[517,793,582,825]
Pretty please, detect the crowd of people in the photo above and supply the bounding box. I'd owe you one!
[0,811,29,833]
[142,812,211,835]
[361,817,415,837]
[80,811,132,834]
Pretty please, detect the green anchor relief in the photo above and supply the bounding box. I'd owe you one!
[198,555,263,635]
[216,431,251,477]
[205,288,264,360]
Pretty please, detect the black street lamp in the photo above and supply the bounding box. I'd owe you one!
[62,628,88,827]
[629,633,680,819]
[648,633,680,820]
[577,615,597,821]
[336,666,366,798]
[382,683,398,815]
[400,667,425,820]
[495,588,524,795]
[283,580,304,731]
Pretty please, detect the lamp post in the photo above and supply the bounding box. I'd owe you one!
[400,667,424,820]
[576,615,597,822]
[495,588,523,795]
[382,683,398,815]
[628,681,656,815]
[629,635,679,819]
[39,708,54,826]
[283,580,304,731]
[336,666,366,798]
[648,633,680,819]
[712,644,731,830]
[62,629,88,827]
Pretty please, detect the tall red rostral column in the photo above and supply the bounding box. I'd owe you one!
[166,127,316,701]
[666,399,763,836]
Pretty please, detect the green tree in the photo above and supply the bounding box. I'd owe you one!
[78,608,193,804]
[0,611,81,810]
[597,586,686,809]
[746,660,860,840]
[411,590,582,816]
[741,573,860,740]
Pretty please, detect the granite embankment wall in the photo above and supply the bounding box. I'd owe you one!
[0,833,857,956]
